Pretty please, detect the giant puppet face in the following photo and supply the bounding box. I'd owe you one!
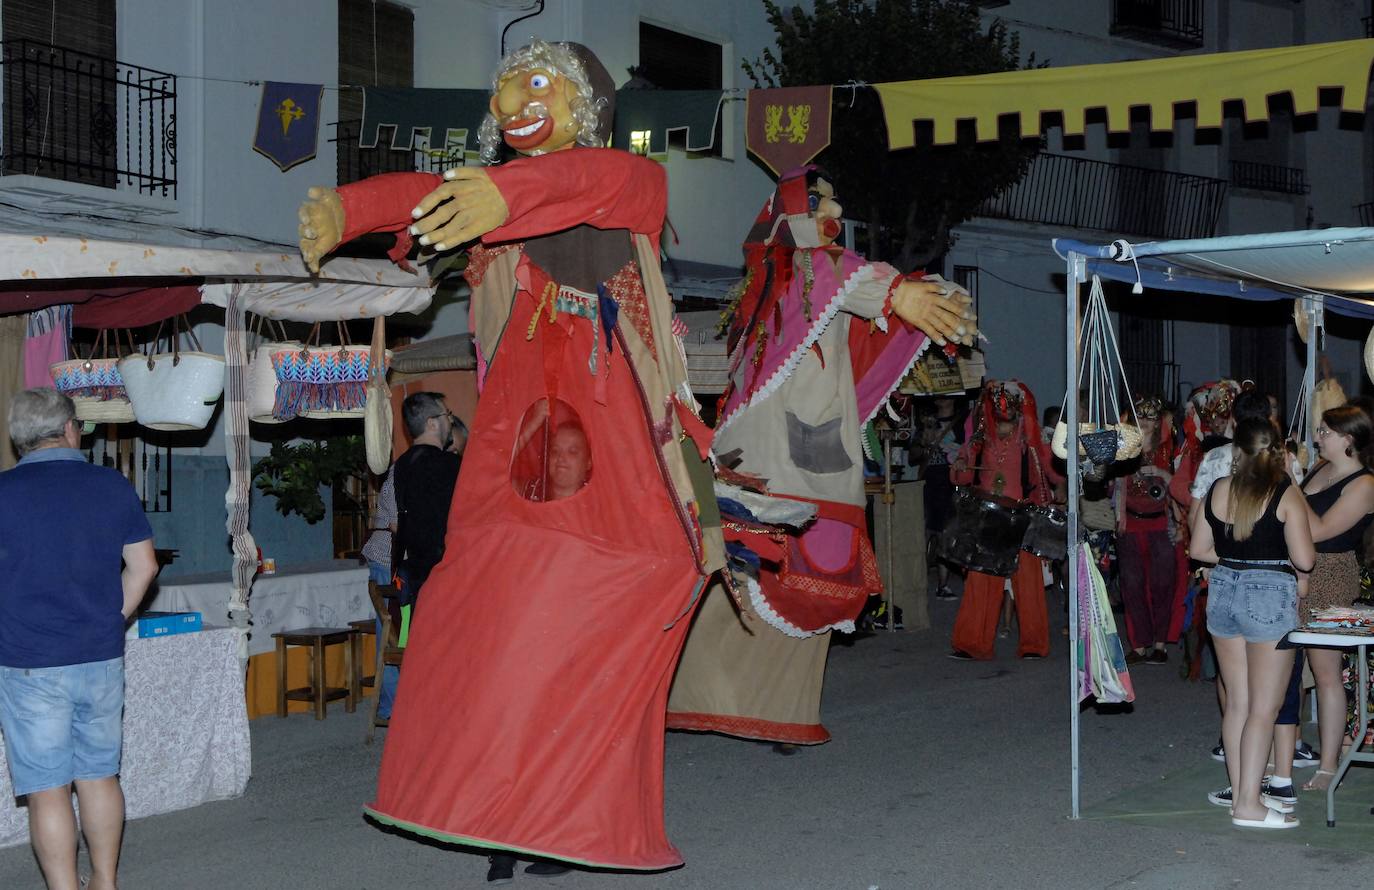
[490,65,581,155]
[808,176,844,247]
[477,40,616,163]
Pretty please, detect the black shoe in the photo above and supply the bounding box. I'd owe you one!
[1020,652,1045,660]
[934,585,957,600]
[1124,650,1147,666]
[1262,779,1297,805]
[1148,649,1168,665]
[487,854,516,885]
[525,861,572,878]
[1207,786,1232,807]
[947,650,973,660]
[772,742,798,756]
[1293,741,1321,768]
[1211,743,1226,763]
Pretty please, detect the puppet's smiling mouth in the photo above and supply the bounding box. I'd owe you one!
[504,119,544,137]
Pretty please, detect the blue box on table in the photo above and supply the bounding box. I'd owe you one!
[137,611,203,638]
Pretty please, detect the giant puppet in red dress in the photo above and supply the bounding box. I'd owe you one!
[298,41,724,870]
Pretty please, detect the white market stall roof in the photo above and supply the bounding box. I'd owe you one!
[0,231,433,321]
[1052,227,1374,319]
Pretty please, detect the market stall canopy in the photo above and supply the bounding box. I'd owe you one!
[1052,228,1374,320]
[875,39,1374,149]
[0,232,433,322]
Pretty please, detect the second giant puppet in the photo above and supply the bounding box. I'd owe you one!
[299,42,723,869]
[667,167,975,744]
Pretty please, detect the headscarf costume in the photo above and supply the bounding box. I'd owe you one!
[1117,395,1182,652]
[332,43,723,870]
[949,379,1060,659]
[667,166,932,744]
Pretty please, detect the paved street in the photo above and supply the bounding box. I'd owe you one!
[3,591,1371,889]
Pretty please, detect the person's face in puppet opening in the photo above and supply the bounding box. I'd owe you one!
[808,177,844,247]
[491,66,581,156]
[994,419,1016,439]
[547,425,592,500]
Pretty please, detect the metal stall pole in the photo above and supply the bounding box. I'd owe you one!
[1303,296,1322,466]
[882,432,897,632]
[1066,253,1086,820]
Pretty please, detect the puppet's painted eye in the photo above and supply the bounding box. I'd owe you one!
[807,193,821,211]
[529,73,551,90]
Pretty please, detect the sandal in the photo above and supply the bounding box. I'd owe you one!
[1232,807,1299,829]
[1302,769,1337,792]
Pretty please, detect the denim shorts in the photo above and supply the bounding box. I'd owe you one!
[0,657,124,796]
[1206,565,1298,643]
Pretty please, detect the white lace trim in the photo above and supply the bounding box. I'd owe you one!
[745,572,856,639]
[716,261,888,438]
[860,337,932,428]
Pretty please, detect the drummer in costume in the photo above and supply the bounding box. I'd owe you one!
[667,166,975,746]
[297,41,725,873]
[949,380,1058,660]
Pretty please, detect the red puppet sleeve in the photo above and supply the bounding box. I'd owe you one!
[337,172,443,242]
[484,148,667,248]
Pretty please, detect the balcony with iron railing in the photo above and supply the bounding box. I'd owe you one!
[1111,0,1205,49]
[330,119,461,187]
[1229,160,1310,195]
[975,152,1227,241]
[1,39,176,198]
[1358,201,1374,228]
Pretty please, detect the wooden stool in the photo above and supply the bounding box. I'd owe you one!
[272,627,358,720]
[348,619,378,689]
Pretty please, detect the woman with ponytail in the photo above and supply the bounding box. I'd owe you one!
[1191,418,1315,828]
[1299,404,1374,791]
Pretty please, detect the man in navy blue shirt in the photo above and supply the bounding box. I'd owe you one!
[0,388,157,890]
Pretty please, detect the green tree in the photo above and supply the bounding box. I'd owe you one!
[744,0,1041,269]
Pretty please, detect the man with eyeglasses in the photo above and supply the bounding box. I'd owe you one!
[392,392,464,641]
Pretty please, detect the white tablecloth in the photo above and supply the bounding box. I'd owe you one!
[0,628,251,848]
[148,560,372,657]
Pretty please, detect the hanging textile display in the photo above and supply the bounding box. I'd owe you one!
[745,85,832,176]
[1077,547,1134,704]
[613,89,724,157]
[23,305,69,389]
[222,284,256,664]
[253,81,325,171]
[875,38,1374,148]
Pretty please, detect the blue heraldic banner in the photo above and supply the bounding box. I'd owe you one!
[254,82,324,171]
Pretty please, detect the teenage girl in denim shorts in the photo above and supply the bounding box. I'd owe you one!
[1190,418,1315,829]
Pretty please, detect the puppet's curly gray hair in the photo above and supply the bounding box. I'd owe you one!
[476,39,607,165]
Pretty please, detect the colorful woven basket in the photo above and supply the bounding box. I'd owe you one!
[50,357,135,423]
[271,345,389,420]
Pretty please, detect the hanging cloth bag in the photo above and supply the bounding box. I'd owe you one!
[364,316,393,475]
[120,314,226,431]
[51,329,135,424]
[247,316,298,424]
[271,322,384,420]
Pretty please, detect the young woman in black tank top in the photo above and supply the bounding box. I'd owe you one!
[1298,405,1374,791]
[1190,419,1315,828]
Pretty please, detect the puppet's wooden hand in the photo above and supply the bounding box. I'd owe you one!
[298,186,345,273]
[408,168,510,251]
[890,278,976,347]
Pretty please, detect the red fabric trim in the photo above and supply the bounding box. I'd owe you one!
[664,711,831,745]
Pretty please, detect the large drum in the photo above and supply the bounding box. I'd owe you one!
[1021,504,1067,561]
[939,488,1029,578]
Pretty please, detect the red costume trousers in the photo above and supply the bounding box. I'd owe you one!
[951,551,1048,660]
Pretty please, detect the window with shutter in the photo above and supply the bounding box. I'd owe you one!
[335,0,415,186]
